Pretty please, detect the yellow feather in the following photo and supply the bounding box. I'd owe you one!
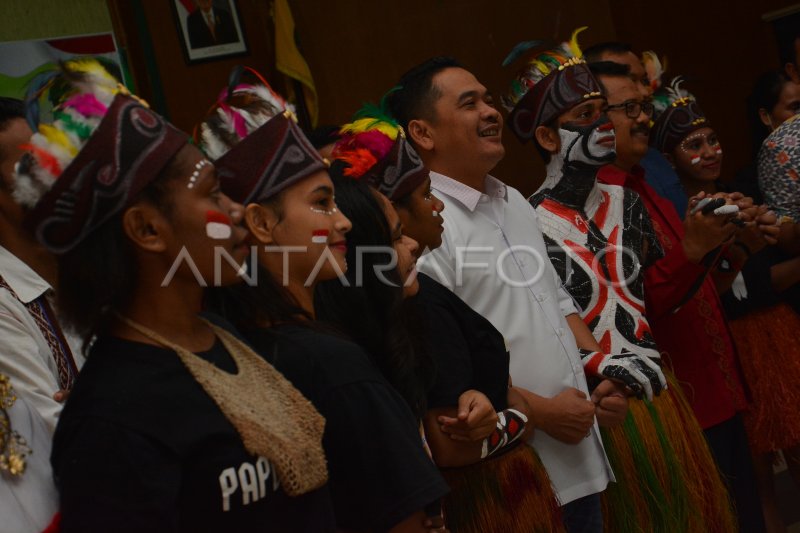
[340,118,399,139]
[39,124,78,156]
[529,58,552,77]
[63,58,120,95]
[569,26,589,58]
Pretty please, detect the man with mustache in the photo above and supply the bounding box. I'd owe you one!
[592,61,767,532]
[583,42,689,218]
[389,57,622,533]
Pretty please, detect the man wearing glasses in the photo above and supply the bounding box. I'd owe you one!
[592,62,766,532]
[509,39,740,529]
[584,42,690,218]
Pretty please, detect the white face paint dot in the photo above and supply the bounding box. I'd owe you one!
[188,159,212,189]
[310,206,339,216]
[690,156,701,165]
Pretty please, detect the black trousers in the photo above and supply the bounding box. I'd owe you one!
[704,413,766,533]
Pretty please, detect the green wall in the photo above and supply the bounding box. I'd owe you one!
[0,0,112,42]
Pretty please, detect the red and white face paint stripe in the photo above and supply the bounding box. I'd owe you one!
[311,229,329,244]
[206,210,232,239]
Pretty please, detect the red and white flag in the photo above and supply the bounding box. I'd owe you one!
[311,229,329,244]
[206,210,232,240]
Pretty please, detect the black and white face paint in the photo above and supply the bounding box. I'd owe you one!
[540,111,617,203]
[558,115,617,168]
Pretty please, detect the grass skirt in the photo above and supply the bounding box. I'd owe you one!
[441,442,564,533]
[729,302,800,454]
[600,370,737,533]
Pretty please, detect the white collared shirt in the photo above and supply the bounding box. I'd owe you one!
[418,171,613,504]
[0,246,83,433]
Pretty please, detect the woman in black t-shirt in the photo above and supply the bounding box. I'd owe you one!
[19,61,333,532]
[198,77,451,533]
[320,111,565,533]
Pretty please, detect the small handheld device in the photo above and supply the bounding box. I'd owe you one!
[701,197,726,215]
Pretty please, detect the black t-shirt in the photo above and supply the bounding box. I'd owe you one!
[245,324,449,533]
[416,273,510,411]
[52,333,336,533]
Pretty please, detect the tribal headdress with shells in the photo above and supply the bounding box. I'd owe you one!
[331,92,428,201]
[502,27,604,142]
[14,58,187,254]
[196,66,326,205]
[649,76,709,154]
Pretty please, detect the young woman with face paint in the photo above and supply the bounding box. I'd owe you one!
[319,110,567,533]
[18,61,333,532]
[197,78,450,533]
[652,78,800,533]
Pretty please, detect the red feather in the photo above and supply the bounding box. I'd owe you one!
[339,148,378,178]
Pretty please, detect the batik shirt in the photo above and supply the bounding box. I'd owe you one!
[598,165,748,429]
[531,180,663,358]
[758,113,800,221]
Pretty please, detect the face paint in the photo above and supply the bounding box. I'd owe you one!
[206,210,232,239]
[715,148,723,155]
[310,205,339,216]
[558,115,617,168]
[432,210,439,218]
[188,159,211,189]
[311,229,329,244]
[690,156,701,165]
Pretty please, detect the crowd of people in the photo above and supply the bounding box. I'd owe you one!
[1,21,799,533]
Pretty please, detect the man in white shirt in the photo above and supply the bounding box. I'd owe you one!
[389,58,624,532]
[0,97,83,432]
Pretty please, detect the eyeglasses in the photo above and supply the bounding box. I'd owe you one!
[605,100,655,119]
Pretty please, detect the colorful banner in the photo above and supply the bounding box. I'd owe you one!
[0,34,121,100]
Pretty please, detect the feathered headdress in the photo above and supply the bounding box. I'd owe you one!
[332,92,428,201]
[641,50,667,94]
[652,75,693,118]
[650,76,709,153]
[14,58,187,254]
[201,66,326,205]
[14,58,127,208]
[501,27,603,142]
[196,66,295,160]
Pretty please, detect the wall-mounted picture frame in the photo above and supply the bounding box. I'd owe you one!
[171,0,248,64]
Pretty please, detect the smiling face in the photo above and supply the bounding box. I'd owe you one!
[599,75,651,170]
[249,169,352,287]
[671,126,722,182]
[156,144,249,287]
[378,193,419,298]
[394,176,445,254]
[422,67,505,176]
[552,98,616,167]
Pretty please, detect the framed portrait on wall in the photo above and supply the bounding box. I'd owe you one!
[171,0,248,64]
